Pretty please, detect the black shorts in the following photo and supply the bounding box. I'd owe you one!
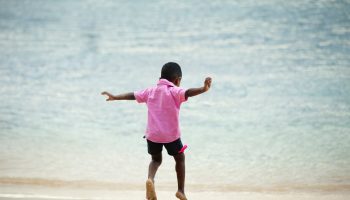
[147,138,183,156]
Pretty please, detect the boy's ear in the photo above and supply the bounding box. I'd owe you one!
[174,77,181,86]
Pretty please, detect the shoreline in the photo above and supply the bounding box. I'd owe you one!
[1,177,350,193]
[1,181,350,200]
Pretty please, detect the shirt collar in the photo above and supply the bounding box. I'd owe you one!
[157,79,175,87]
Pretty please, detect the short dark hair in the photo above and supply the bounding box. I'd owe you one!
[161,62,182,81]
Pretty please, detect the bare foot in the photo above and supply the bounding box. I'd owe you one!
[175,191,187,200]
[146,179,157,200]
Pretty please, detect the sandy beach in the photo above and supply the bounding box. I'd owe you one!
[1,182,349,200]
[1,190,349,200]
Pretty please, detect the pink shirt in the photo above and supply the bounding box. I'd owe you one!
[134,79,187,143]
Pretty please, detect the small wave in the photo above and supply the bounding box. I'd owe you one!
[0,177,142,191]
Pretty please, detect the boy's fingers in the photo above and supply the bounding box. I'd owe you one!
[102,92,111,96]
[204,77,212,90]
[205,77,212,84]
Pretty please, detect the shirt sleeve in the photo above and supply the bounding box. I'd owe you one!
[170,87,188,106]
[134,88,149,103]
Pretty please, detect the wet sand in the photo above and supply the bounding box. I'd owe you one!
[1,184,349,200]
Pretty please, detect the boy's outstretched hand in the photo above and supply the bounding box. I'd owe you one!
[204,77,212,92]
[101,91,136,101]
[185,77,212,98]
[101,91,114,101]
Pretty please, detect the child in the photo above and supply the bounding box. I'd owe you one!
[101,62,212,200]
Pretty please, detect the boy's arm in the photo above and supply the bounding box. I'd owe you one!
[101,91,136,101]
[185,77,212,99]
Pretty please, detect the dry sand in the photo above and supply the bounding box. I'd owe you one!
[1,188,350,200]
[0,191,349,200]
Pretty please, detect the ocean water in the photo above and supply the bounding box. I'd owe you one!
[0,0,350,195]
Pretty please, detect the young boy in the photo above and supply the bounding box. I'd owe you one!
[101,62,212,200]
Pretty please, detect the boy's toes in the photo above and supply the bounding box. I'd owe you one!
[175,191,187,200]
[146,179,157,200]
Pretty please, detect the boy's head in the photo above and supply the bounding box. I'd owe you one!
[161,62,182,86]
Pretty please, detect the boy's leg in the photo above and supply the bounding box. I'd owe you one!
[147,140,163,181]
[163,138,187,199]
[146,153,162,200]
[174,153,187,200]
[148,152,162,181]
[146,140,163,200]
